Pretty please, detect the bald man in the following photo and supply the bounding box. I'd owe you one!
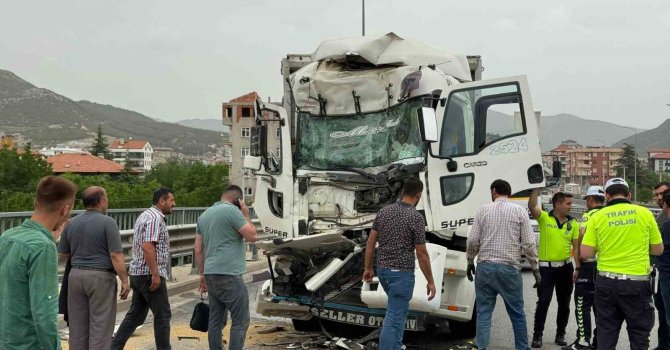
[58,186,129,350]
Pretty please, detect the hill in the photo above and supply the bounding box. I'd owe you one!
[176,118,229,133]
[0,69,223,155]
[613,118,670,155]
[488,111,644,151]
[539,113,644,151]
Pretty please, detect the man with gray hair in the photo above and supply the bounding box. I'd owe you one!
[58,186,129,350]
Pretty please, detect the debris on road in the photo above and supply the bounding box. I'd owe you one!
[256,325,286,334]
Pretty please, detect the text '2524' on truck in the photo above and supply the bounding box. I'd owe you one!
[243,32,546,337]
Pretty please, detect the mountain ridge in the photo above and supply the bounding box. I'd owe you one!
[0,69,222,155]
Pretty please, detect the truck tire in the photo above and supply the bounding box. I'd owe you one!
[291,318,321,332]
[448,314,476,339]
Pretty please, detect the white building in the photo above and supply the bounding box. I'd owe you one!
[39,146,85,157]
[110,139,153,172]
[649,148,670,173]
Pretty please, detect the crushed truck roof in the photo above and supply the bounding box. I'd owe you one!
[312,32,472,82]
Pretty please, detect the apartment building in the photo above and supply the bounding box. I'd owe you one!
[566,147,622,187]
[543,140,622,190]
[222,92,281,201]
[648,148,670,173]
[542,140,581,183]
[110,139,153,173]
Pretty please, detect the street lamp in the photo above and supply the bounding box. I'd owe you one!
[621,126,638,202]
[362,0,365,36]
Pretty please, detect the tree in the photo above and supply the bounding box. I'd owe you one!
[145,160,230,207]
[119,154,136,183]
[615,143,637,180]
[0,145,52,211]
[90,125,109,158]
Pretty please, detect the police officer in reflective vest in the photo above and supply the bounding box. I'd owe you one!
[563,186,605,350]
[529,189,580,348]
[581,178,664,349]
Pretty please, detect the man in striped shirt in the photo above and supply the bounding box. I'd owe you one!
[112,188,175,350]
[466,179,540,350]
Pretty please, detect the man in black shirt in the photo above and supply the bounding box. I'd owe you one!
[363,177,435,350]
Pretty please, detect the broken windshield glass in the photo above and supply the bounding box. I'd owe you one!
[296,98,424,170]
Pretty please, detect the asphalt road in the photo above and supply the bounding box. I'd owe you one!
[64,270,659,349]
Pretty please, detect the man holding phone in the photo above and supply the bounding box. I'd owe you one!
[195,185,258,350]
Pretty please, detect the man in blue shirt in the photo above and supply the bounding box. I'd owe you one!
[195,185,258,350]
[657,189,670,348]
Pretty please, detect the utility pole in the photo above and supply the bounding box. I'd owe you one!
[634,130,638,202]
[622,127,638,202]
[362,0,366,36]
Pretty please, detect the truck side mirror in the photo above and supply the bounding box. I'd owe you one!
[250,125,268,160]
[417,107,438,143]
[552,160,561,179]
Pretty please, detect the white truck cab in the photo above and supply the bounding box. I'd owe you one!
[245,33,547,336]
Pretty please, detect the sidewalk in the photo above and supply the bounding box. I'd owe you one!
[57,250,268,330]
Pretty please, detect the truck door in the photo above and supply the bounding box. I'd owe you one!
[249,104,295,239]
[426,76,544,238]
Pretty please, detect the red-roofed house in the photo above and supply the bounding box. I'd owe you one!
[48,153,124,175]
[648,148,670,173]
[110,138,153,173]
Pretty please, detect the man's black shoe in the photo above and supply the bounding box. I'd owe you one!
[531,335,542,348]
[555,333,567,346]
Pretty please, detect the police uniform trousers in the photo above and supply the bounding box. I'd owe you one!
[595,274,655,350]
[533,262,574,337]
[574,261,597,346]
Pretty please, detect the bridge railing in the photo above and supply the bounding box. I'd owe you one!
[0,207,261,277]
[0,207,257,233]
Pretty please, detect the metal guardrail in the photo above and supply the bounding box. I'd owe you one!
[0,207,261,276]
[0,207,257,234]
[56,220,263,276]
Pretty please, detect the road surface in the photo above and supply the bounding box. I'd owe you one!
[60,271,659,349]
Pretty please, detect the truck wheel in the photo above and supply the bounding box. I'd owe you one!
[292,318,321,332]
[448,314,476,339]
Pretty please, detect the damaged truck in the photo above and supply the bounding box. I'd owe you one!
[243,33,546,337]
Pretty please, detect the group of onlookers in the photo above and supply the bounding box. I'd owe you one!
[0,176,258,350]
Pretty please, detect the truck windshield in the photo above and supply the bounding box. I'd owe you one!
[296,98,424,171]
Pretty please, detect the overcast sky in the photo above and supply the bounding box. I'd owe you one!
[1,0,669,129]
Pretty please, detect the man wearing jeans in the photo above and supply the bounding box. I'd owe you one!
[653,182,670,350]
[195,185,258,350]
[466,179,541,350]
[657,189,670,350]
[363,177,436,350]
[112,188,176,350]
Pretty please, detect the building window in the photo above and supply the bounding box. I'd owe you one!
[241,108,251,118]
[244,187,253,196]
[241,147,250,157]
[241,127,251,138]
[276,148,281,158]
[226,107,233,117]
[276,127,281,138]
